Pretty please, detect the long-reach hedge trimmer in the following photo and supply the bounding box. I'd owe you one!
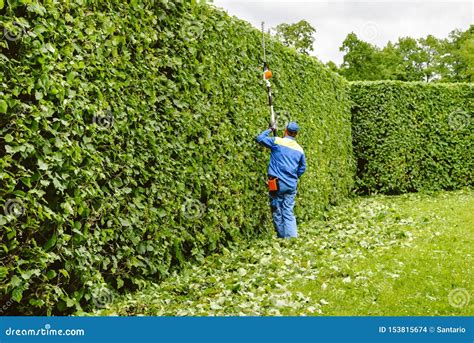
[261,22,276,134]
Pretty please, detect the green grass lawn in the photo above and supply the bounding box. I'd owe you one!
[91,189,473,316]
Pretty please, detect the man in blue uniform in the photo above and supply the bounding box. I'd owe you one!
[256,122,306,238]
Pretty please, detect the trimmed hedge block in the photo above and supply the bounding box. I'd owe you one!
[351,81,473,194]
[0,1,353,314]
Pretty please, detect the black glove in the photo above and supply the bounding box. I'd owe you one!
[269,122,276,132]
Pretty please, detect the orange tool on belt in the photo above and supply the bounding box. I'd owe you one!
[268,177,279,192]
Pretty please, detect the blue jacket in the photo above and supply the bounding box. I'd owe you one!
[256,129,307,190]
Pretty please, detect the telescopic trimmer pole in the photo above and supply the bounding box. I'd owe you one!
[266,78,275,128]
[261,22,276,134]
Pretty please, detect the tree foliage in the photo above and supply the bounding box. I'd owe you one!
[339,33,383,81]
[274,20,316,55]
[338,26,473,82]
[443,26,474,82]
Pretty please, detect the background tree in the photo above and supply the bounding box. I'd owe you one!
[325,61,340,74]
[440,25,474,82]
[392,37,426,81]
[274,20,316,55]
[338,33,383,81]
[378,41,403,79]
[418,35,445,82]
[335,25,473,83]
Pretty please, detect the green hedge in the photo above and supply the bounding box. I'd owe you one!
[351,81,473,194]
[0,1,353,314]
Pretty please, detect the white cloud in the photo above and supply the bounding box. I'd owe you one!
[212,0,473,64]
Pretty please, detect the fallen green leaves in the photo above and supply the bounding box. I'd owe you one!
[91,189,473,316]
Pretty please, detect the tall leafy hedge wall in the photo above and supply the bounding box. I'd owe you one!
[351,81,473,194]
[0,1,353,314]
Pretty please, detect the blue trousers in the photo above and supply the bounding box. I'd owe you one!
[269,186,298,238]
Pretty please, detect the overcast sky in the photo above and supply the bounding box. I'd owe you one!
[212,0,473,65]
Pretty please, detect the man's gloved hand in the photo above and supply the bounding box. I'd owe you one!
[269,122,277,132]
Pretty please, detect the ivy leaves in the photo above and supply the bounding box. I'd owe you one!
[92,195,420,316]
[0,0,352,315]
[0,99,7,113]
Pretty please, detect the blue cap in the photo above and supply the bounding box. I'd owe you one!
[286,121,300,133]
